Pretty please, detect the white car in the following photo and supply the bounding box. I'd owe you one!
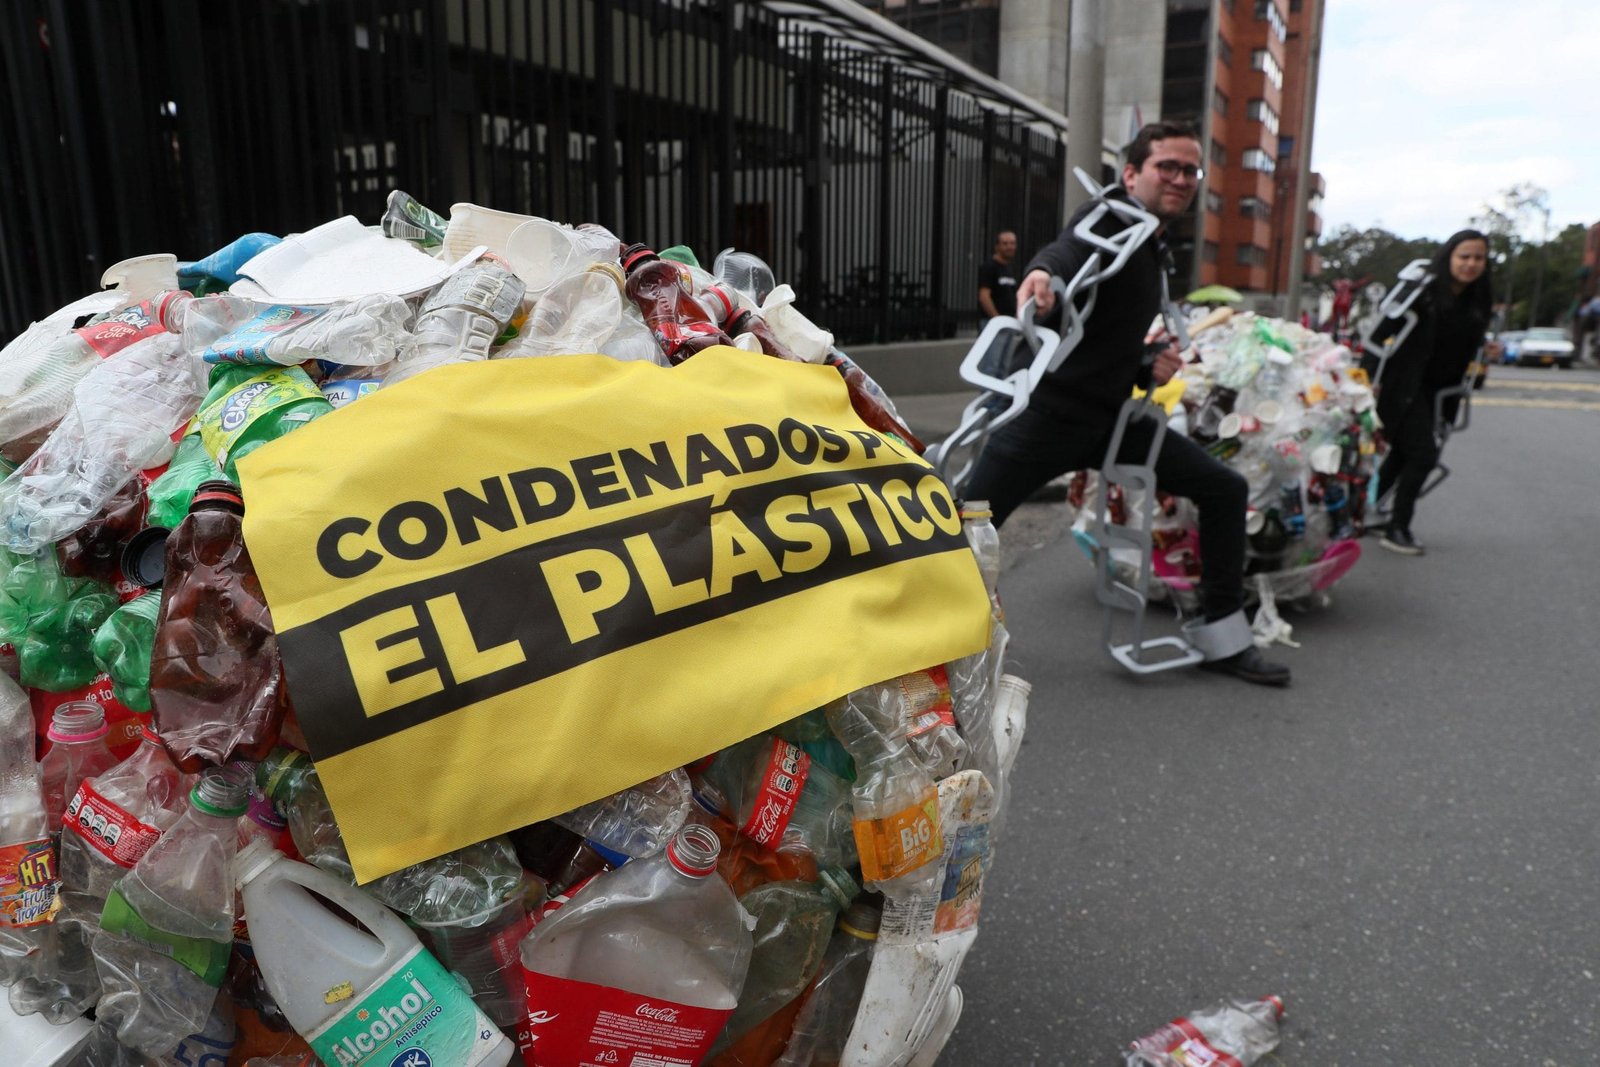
[1515,327,1576,369]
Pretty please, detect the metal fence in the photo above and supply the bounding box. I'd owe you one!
[0,0,1069,345]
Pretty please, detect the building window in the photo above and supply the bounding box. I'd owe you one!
[1251,48,1284,91]
[1203,240,1220,264]
[1236,243,1268,267]
[1207,190,1224,214]
[1239,195,1272,219]
[1217,34,1233,67]
[1278,135,1295,160]
[1246,99,1280,135]
[1254,1,1288,43]
[1242,147,1276,173]
[1214,87,1229,116]
[1210,139,1227,167]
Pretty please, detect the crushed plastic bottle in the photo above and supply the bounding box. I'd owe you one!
[187,293,415,369]
[770,897,881,1067]
[520,823,753,1066]
[0,296,201,554]
[1124,995,1286,1067]
[148,481,288,771]
[0,550,119,694]
[89,590,163,713]
[551,767,691,860]
[254,747,352,880]
[386,256,526,385]
[92,767,250,1058]
[144,432,218,531]
[620,243,736,363]
[495,264,623,360]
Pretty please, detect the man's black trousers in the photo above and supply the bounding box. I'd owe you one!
[963,405,1248,622]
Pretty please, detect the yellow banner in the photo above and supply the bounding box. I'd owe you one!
[239,349,992,882]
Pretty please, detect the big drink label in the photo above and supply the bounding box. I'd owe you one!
[852,786,942,884]
[521,971,732,1067]
[308,945,504,1067]
[0,838,60,927]
[63,779,165,869]
[739,738,811,847]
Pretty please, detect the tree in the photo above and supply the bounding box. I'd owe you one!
[1472,182,1550,328]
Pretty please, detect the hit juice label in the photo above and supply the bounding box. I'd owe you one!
[308,945,504,1067]
[853,787,942,884]
[63,779,166,869]
[739,738,811,847]
[0,838,60,927]
[521,971,733,1067]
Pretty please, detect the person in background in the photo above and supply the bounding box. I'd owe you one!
[977,231,1018,320]
[963,121,1291,687]
[1364,229,1498,556]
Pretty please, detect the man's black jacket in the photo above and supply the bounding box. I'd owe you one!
[1021,187,1168,425]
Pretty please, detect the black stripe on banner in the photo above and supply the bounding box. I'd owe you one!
[280,462,967,759]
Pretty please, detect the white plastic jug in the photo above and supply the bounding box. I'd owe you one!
[235,838,513,1067]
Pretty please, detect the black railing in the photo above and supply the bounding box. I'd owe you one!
[0,0,1067,345]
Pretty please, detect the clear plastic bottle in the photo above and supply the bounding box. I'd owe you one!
[551,767,691,860]
[0,291,188,452]
[519,823,753,1066]
[706,735,820,851]
[386,256,526,385]
[0,297,202,554]
[771,898,881,1067]
[189,293,416,370]
[39,702,119,844]
[0,674,58,984]
[254,747,352,881]
[620,243,736,364]
[92,767,250,1058]
[494,264,623,359]
[1124,995,1285,1066]
[825,693,943,901]
[711,869,857,1055]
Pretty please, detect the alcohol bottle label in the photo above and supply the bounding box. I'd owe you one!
[98,885,231,985]
[853,787,942,884]
[521,970,733,1067]
[739,738,810,847]
[0,838,61,927]
[307,945,505,1067]
[63,779,166,869]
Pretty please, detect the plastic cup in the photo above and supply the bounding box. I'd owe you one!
[443,203,538,262]
[412,887,534,1029]
[505,219,579,297]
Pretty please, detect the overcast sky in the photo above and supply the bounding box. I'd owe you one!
[1313,0,1599,241]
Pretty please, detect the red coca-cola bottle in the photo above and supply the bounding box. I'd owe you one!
[148,481,288,771]
[621,244,735,363]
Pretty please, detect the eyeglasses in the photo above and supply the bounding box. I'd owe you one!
[1151,160,1204,182]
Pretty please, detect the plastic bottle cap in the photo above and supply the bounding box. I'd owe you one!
[1263,994,1286,1019]
[818,867,859,910]
[1218,413,1243,439]
[189,480,244,515]
[234,836,283,889]
[48,702,108,742]
[621,245,658,273]
[120,527,171,588]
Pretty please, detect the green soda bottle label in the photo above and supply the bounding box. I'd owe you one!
[98,885,231,985]
[197,366,323,471]
[307,945,505,1067]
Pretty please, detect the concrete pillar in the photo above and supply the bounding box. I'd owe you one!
[998,0,1068,114]
[1065,0,1105,214]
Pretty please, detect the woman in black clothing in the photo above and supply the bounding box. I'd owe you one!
[1367,229,1495,556]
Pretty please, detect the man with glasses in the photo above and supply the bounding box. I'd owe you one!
[964,121,1291,686]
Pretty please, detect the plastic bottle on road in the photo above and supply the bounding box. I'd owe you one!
[148,481,288,772]
[235,838,515,1067]
[193,363,334,482]
[0,299,203,554]
[551,767,691,860]
[0,674,59,984]
[92,767,250,1058]
[770,897,881,1067]
[520,823,753,1066]
[386,256,526,385]
[39,703,118,844]
[90,591,164,714]
[1124,995,1286,1067]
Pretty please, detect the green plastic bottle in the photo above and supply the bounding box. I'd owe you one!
[90,591,163,712]
[145,432,219,530]
[194,364,334,481]
[0,552,118,692]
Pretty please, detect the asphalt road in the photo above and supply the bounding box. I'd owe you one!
[900,364,1600,1066]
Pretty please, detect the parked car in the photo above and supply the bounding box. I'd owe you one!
[1514,327,1576,369]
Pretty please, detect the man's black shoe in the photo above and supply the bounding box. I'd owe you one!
[1197,646,1291,687]
[1380,528,1425,556]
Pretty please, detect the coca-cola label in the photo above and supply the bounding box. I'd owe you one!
[30,676,142,760]
[520,970,733,1067]
[63,778,165,868]
[0,838,60,927]
[75,296,172,358]
[739,738,811,847]
[898,665,955,738]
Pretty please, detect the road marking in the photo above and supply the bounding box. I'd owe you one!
[1472,397,1600,411]
[1484,378,1600,393]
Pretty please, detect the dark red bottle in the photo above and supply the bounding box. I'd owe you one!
[621,244,735,364]
[148,480,288,771]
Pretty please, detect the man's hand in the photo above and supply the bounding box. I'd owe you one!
[1017,269,1054,316]
[1145,325,1185,386]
